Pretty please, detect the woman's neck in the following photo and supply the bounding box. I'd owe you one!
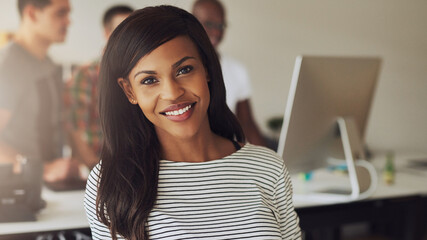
[158,129,235,163]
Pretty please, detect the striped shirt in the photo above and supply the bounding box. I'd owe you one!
[84,144,301,239]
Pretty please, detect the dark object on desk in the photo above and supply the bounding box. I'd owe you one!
[407,158,427,169]
[400,158,427,177]
[0,159,45,223]
[44,178,86,192]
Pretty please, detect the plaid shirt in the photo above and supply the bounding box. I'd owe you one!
[64,60,102,156]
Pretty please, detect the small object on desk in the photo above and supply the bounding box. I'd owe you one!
[383,151,395,185]
[298,171,313,181]
[327,164,349,175]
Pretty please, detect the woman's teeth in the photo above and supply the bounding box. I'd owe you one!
[164,104,192,116]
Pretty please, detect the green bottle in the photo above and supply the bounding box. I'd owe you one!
[383,152,395,185]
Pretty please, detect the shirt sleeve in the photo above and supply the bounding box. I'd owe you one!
[84,163,125,240]
[274,164,302,239]
[234,63,252,102]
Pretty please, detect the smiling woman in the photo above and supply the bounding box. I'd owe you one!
[83,5,301,240]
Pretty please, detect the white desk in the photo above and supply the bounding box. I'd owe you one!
[0,188,88,236]
[292,152,427,208]
[292,153,427,240]
[370,152,427,198]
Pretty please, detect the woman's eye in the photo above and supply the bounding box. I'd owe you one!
[177,66,193,76]
[141,77,158,85]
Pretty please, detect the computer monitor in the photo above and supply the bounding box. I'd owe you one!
[277,55,381,201]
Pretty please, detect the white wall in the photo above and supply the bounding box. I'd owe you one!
[1,0,426,154]
[220,0,427,154]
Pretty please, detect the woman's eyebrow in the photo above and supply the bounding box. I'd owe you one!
[172,56,195,69]
[134,70,156,79]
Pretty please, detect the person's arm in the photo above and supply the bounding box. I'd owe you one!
[0,108,20,167]
[68,129,99,169]
[43,157,83,182]
[275,165,302,239]
[84,163,123,239]
[1,70,83,181]
[235,99,266,146]
[2,108,82,181]
[0,109,30,174]
[65,65,100,170]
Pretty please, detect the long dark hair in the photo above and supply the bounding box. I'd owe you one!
[97,5,244,240]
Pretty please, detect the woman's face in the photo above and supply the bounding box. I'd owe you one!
[119,36,211,140]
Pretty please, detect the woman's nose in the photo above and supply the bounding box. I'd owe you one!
[160,78,185,100]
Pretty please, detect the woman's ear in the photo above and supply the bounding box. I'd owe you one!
[117,78,138,104]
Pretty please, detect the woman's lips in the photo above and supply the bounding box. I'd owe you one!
[160,102,196,122]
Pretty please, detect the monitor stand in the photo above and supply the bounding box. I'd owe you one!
[293,117,378,203]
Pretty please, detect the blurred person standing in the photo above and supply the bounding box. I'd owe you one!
[0,0,75,183]
[192,0,267,147]
[65,5,134,170]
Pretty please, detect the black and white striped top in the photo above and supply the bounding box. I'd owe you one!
[84,144,301,239]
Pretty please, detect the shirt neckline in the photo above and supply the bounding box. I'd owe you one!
[160,143,250,165]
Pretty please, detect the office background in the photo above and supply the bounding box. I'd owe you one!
[1,0,426,154]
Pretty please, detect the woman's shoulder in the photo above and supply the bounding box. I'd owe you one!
[84,162,102,217]
[235,143,286,171]
[85,161,102,192]
[239,143,282,159]
[90,161,102,179]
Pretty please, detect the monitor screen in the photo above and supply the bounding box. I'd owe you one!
[277,56,381,174]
